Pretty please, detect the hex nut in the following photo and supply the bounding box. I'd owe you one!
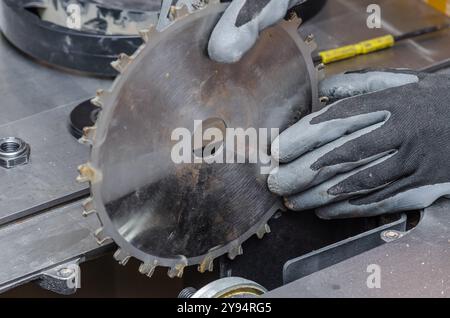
[0,137,31,169]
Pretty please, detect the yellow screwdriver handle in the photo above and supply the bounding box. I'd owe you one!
[319,35,395,64]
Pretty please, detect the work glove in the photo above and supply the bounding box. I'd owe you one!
[268,70,450,219]
[209,0,304,63]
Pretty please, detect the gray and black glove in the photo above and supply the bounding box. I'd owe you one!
[208,0,303,63]
[268,70,450,219]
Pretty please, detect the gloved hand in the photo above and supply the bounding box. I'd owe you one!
[208,0,304,63]
[268,70,450,219]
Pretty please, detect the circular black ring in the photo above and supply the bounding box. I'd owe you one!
[0,0,146,76]
[68,99,100,139]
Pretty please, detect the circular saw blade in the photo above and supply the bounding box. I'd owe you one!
[79,3,319,277]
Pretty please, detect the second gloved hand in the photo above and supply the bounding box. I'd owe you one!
[208,0,304,63]
[268,70,450,219]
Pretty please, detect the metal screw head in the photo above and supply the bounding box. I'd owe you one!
[382,230,401,241]
[57,267,75,278]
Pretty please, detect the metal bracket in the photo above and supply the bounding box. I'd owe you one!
[283,214,408,284]
[36,259,82,295]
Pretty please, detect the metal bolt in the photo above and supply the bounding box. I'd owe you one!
[57,267,75,278]
[178,287,197,298]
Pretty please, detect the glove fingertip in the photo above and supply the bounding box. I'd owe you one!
[267,172,283,195]
[315,207,335,220]
[208,10,259,63]
[208,33,245,63]
[270,136,280,160]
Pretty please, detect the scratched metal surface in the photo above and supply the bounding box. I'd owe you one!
[0,31,111,225]
[0,200,111,293]
[0,12,112,292]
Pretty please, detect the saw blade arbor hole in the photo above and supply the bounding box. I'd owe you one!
[192,117,227,159]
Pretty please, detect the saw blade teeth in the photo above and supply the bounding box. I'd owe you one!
[76,163,95,183]
[304,34,318,52]
[168,265,185,279]
[170,4,190,21]
[90,89,106,108]
[82,197,95,217]
[305,34,315,43]
[139,260,158,278]
[79,126,96,145]
[168,258,188,278]
[139,25,155,43]
[256,224,271,240]
[283,11,302,30]
[227,245,243,260]
[94,227,112,245]
[317,65,325,81]
[111,53,133,73]
[79,3,316,275]
[198,256,214,273]
[316,62,326,82]
[113,249,131,266]
[90,96,103,108]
